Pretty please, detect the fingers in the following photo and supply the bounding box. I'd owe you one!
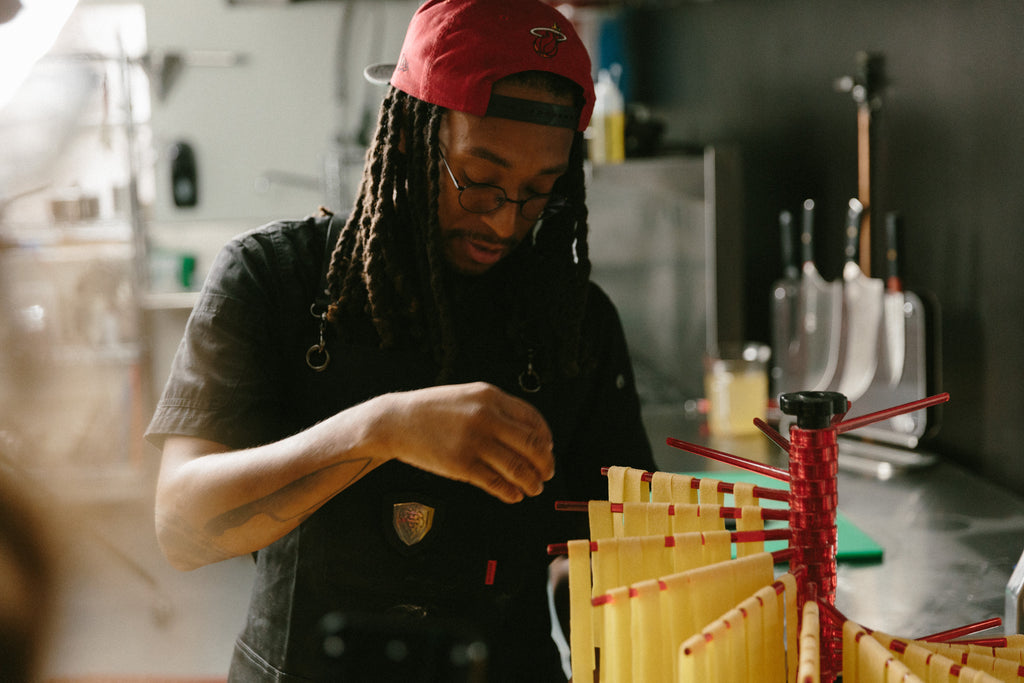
[465,459,533,505]
[385,382,556,503]
[475,386,554,494]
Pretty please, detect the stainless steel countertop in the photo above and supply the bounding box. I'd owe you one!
[642,405,1024,640]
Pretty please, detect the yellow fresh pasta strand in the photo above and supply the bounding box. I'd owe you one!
[860,634,917,683]
[733,552,776,610]
[737,592,765,683]
[659,552,775,681]
[671,531,706,573]
[661,568,698,640]
[671,503,702,534]
[797,600,821,683]
[590,537,618,648]
[723,607,749,682]
[926,648,958,683]
[617,537,645,588]
[645,501,673,537]
[857,631,894,683]
[567,540,595,681]
[702,529,733,566]
[704,616,733,683]
[630,578,667,683]
[607,466,627,534]
[641,534,672,580]
[778,572,799,683]
[884,658,919,683]
[759,584,788,683]
[673,473,700,504]
[589,500,614,540]
[679,631,710,683]
[622,501,648,537]
[698,503,727,532]
[963,642,1024,663]
[687,562,741,637]
[651,471,674,503]
[898,642,932,681]
[688,553,775,642]
[964,651,1022,680]
[624,467,648,502]
[607,465,627,503]
[700,477,725,505]
[995,647,1024,664]
[733,481,758,508]
[843,620,867,682]
[600,586,632,683]
[736,505,765,557]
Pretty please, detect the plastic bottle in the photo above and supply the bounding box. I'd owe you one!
[590,66,625,164]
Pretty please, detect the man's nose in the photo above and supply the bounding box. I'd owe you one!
[480,202,521,240]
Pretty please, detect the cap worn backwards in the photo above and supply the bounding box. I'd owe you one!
[364,0,595,132]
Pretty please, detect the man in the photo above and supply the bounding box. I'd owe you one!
[147,1,655,680]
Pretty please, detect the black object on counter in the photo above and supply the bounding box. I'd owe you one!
[170,141,198,208]
[780,391,848,429]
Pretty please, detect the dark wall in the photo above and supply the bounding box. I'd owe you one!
[631,1,1024,494]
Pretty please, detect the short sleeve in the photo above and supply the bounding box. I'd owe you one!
[146,221,321,449]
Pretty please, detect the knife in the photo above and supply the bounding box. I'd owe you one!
[771,210,803,395]
[798,199,843,391]
[837,198,884,403]
[884,212,906,386]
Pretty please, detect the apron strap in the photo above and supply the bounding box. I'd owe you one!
[306,213,339,372]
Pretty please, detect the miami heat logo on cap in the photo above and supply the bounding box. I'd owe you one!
[530,23,567,58]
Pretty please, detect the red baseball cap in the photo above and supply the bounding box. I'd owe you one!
[365,0,595,132]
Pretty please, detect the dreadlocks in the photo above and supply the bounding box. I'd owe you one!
[325,73,592,383]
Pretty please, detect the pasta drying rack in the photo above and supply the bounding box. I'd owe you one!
[554,390,1022,681]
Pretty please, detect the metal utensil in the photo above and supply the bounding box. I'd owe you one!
[771,209,803,395]
[838,198,884,402]
[837,52,887,276]
[884,212,906,386]
[798,199,843,391]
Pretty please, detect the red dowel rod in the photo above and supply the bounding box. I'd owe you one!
[835,392,950,434]
[920,616,1002,643]
[754,417,790,452]
[665,438,791,482]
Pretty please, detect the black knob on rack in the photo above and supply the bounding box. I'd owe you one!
[779,391,848,429]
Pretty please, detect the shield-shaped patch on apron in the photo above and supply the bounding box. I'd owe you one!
[392,501,435,546]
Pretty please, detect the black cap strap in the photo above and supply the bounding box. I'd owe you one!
[485,94,581,130]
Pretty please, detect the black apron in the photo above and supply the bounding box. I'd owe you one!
[228,220,583,681]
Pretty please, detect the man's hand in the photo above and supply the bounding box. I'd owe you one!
[379,382,555,503]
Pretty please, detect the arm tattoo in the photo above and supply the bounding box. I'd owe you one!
[203,457,373,537]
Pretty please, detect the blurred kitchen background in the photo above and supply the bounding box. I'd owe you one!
[1,0,1022,680]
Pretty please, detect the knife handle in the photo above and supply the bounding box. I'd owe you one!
[885,212,902,290]
[779,210,798,280]
[800,199,815,265]
[844,198,864,264]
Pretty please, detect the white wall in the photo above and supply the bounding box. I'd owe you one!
[83,0,418,230]
[71,0,419,288]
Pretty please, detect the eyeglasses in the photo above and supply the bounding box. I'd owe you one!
[439,152,566,222]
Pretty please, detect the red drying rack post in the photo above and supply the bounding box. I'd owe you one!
[779,391,847,682]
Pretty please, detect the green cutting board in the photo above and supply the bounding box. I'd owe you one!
[680,470,883,563]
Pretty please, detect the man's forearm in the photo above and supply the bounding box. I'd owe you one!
[155,407,384,570]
